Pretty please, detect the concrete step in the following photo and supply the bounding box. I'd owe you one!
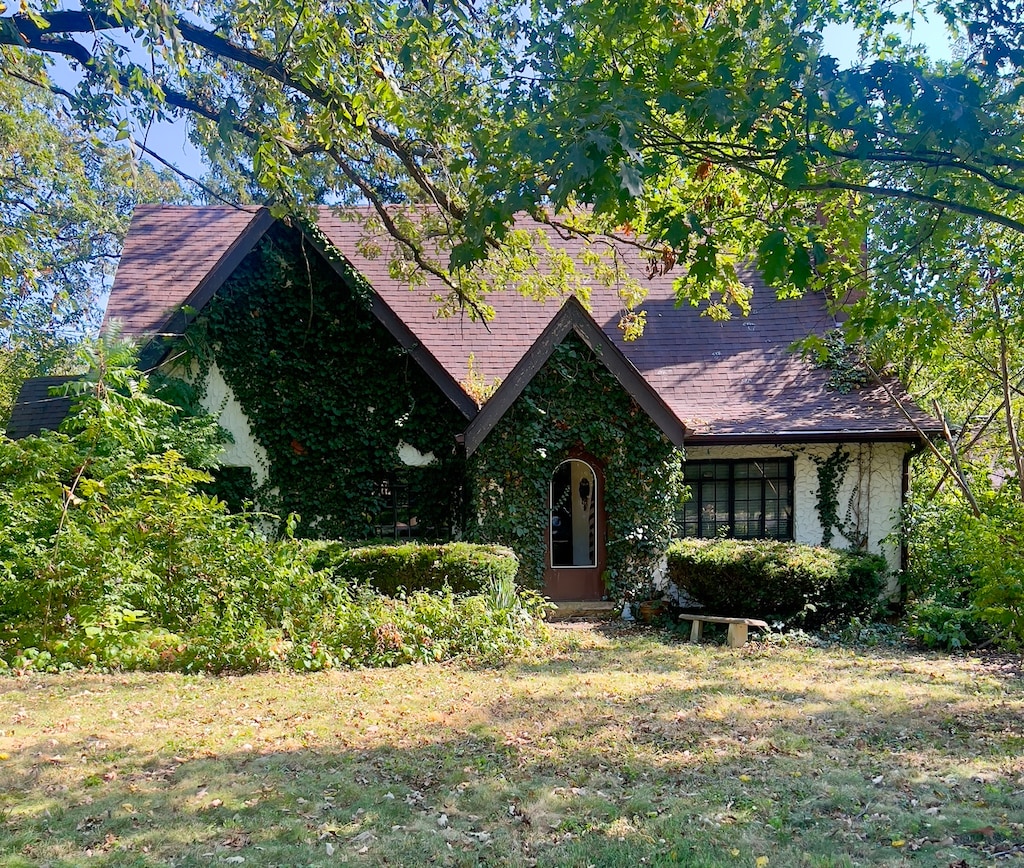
[547,601,619,621]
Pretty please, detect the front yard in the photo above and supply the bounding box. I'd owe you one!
[1,625,1021,867]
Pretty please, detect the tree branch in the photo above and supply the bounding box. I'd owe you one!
[3,8,466,224]
[864,360,982,516]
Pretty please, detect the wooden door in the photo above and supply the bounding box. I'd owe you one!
[544,458,607,601]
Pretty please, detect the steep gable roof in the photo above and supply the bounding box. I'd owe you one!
[106,205,273,338]
[102,205,938,443]
[316,209,936,443]
[461,297,685,455]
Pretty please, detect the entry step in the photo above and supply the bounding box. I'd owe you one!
[547,601,618,621]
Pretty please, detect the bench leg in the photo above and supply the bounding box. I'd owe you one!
[689,620,703,644]
[726,623,748,648]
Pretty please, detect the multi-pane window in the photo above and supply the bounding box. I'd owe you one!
[375,472,418,540]
[678,459,794,540]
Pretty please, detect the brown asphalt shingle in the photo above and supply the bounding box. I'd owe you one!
[104,205,266,336]
[102,205,934,441]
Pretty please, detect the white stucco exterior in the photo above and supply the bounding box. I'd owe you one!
[178,360,270,485]
[683,441,912,578]
[397,441,437,467]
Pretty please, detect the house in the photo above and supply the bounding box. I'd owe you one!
[6,205,938,601]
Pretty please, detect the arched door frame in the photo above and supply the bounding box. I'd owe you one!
[544,453,607,601]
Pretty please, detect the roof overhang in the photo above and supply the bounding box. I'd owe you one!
[460,296,687,456]
[138,207,277,369]
[683,429,940,446]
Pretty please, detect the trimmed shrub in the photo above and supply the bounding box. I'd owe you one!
[307,541,519,597]
[666,538,887,628]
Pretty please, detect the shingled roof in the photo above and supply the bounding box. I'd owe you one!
[4,376,77,439]
[100,205,936,444]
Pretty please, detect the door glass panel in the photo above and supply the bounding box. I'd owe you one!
[550,460,597,567]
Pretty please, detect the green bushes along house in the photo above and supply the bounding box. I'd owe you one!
[667,538,887,629]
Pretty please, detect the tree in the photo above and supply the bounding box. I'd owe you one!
[2,0,1021,319]
[6,0,1024,645]
[0,63,181,419]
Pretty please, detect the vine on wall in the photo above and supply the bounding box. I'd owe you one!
[470,334,683,600]
[187,225,467,539]
[812,444,869,549]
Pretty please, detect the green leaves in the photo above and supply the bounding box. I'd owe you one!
[197,227,466,540]
[1,0,1022,331]
[0,71,183,421]
[471,334,683,600]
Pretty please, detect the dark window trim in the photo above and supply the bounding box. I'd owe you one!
[680,458,795,541]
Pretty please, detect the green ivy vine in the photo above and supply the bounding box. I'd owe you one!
[813,328,869,393]
[812,445,853,547]
[469,334,684,600]
[185,225,467,539]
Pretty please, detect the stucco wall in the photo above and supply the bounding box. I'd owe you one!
[194,361,271,484]
[683,441,912,576]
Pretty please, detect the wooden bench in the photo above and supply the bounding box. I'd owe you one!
[680,615,770,648]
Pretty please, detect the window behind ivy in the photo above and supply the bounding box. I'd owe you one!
[374,472,418,540]
[678,459,794,540]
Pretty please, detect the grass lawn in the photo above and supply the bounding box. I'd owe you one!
[0,624,1021,867]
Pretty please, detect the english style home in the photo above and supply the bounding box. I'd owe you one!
[7,206,938,600]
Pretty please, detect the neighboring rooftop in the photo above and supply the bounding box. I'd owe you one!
[4,376,77,439]
[97,205,934,443]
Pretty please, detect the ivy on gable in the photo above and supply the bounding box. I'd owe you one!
[189,225,467,539]
[470,334,684,600]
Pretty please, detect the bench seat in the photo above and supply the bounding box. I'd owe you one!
[680,614,770,648]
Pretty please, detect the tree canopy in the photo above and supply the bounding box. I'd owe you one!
[2,0,1021,319]
[0,64,181,417]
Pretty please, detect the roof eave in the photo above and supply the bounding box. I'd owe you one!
[136,207,276,369]
[462,296,687,456]
[683,428,941,446]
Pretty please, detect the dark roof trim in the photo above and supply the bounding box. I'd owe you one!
[683,429,937,446]
[461,296,687,456]
[299,229,479,421]
[139,207,276,369]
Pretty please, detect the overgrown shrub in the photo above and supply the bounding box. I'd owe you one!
[0,341,548,673]
[666,538,888,628]
[305,578,550,669]
[307,541,519,596]
[904,492,1024,650]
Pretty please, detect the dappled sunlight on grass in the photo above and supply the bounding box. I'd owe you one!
[0,630,1021,866]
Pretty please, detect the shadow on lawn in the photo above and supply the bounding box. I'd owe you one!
[2,664,1022,867]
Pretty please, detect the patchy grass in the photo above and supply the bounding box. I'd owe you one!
[0,625,1021,867]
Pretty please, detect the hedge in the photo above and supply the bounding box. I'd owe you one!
[307,541,520,597]
[666,538,888,628]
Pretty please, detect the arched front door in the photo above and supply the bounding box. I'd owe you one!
[544,458,607,601]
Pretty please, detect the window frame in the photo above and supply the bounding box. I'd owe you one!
[679,458,795,541]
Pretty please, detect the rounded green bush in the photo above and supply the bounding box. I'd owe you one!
[306,541,519,597]
[666,538,887,628]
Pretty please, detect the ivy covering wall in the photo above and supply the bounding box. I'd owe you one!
[190,225,467,539]
[470,334,684,599]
